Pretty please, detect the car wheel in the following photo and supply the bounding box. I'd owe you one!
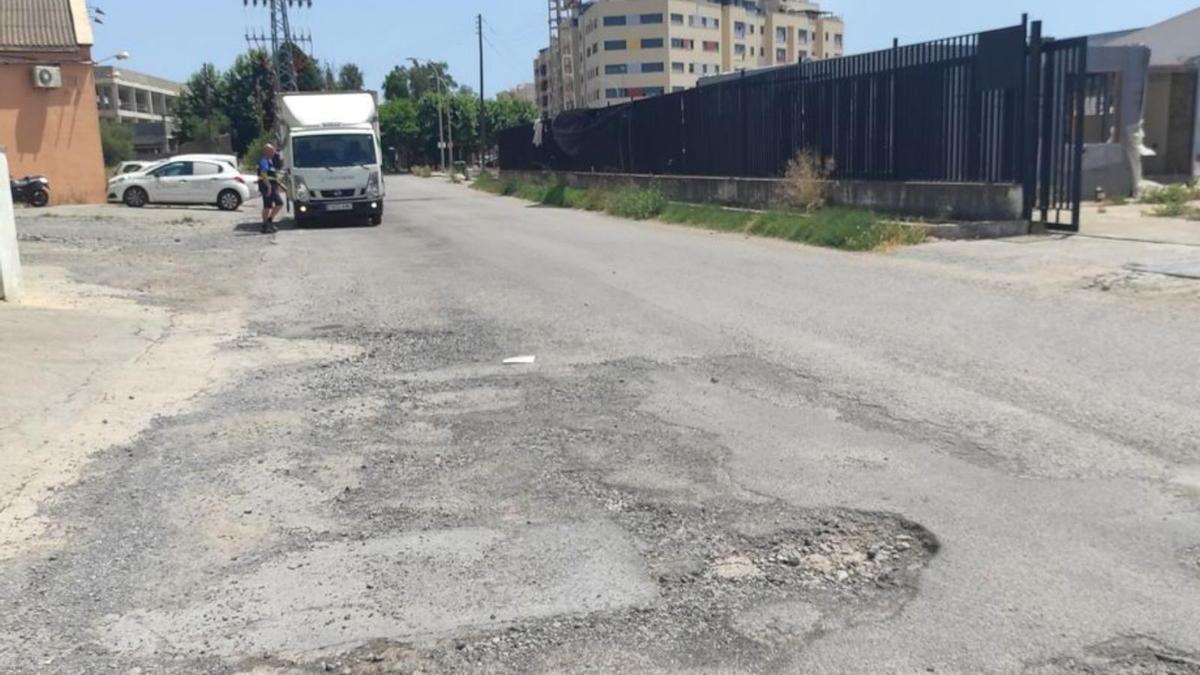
[369,214,383,226]
[217,189,242,211]
[123,186,148,208]
[29,189,50,208]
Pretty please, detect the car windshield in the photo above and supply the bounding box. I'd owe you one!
[293,134,377,168]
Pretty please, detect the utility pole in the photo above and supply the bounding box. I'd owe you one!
[477,14,486,166]
[244,0,310,94]
[432,74,446,171]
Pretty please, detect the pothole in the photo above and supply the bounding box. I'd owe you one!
[326,502,938,674]
[1027,636,1200,674]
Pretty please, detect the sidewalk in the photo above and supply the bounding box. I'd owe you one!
[1079,202,1200,247]
[0,266,240,558]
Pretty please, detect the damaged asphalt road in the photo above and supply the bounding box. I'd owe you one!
[3,177,1200,673]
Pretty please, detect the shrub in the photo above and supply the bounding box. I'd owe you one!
[783,150,834,212]
[411,165,434,178]
[606,187,666,220]
[100,120,135,167]
[1140,184,1200,205]
[240,134,275,171]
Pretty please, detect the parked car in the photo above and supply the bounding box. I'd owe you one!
[115,160,155,176]
[107,158,257,211]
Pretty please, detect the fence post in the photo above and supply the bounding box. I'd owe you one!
[740,70,749,176]
[0,147,23,303]
[1022,20,1043,221]
[1070,42,1088,231]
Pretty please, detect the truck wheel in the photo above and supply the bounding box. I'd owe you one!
[123,186,148,208]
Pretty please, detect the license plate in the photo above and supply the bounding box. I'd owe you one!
[326,202,353,212]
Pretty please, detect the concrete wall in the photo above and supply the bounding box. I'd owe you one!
[0,149,23,302]
[0,48,107,204]
[503,170,1024,221]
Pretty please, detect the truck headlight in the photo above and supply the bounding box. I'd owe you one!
[294,176,311,202]
[366,171,381,198]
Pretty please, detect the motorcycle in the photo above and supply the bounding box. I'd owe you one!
[11,175,50,208]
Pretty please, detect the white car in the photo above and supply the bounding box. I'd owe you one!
[108,158,257,211]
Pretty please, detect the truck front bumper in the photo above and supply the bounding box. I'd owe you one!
[295,199,383,219]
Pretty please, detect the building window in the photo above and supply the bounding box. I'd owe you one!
[639,13,663,24]
[605,64,628,75]
[606,88,624,98]
[689,63,695,73]
[670,13,684,25]
[672,86,684,93]
[798,50,808,61]
[671,38,694,50]
[641,38,664,48]
[776,48,787,62]
[604,40,627,51]
[798,29,808,44]
[749,25,755,35]
[604,16,627,27]
[776,27,787,42]
[643,87,665,97]
[642,62,665,73]
[672,62,685,72]
[734,43,746,56]
[702,40,719,52]
[834,34,843,47]
[734,21,746,39]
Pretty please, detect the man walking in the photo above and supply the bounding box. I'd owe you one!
[257,144,285,234]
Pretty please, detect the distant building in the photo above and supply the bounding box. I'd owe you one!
[95,66,184,159]
[501,82,538,105]
[536,0,844,115]
[534,47,554,116]
[1091,7,1200,182]
[0,0,106,204]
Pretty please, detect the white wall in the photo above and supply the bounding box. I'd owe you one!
[0,149,23,302]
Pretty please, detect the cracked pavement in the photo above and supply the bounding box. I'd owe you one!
[2,177,1200,673]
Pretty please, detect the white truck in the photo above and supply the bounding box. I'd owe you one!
[276,91,385,226]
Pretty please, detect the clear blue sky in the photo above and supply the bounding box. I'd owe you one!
[91,0,1198,94]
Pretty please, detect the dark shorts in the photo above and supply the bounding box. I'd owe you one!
[259,181,283,207]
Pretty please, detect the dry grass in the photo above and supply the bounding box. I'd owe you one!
[783,150,834,212]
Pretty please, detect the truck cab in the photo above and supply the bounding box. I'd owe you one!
[278,92,385,226]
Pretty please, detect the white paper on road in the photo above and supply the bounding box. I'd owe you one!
[503,355,537,365]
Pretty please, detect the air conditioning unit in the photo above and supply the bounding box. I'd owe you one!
[32,65,63,89]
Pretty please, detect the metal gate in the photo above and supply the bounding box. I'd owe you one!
[1031,36,1088,231]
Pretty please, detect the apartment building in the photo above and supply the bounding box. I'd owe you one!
[94,66,183,158]
[536,0,844,114]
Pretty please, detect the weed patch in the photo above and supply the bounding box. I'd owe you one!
[472,176,925,251]
[606,187,666,220]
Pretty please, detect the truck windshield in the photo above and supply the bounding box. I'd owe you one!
[293,134,377,168]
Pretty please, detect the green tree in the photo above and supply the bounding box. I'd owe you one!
[222,50,275,156]
[322,64,337,91]
[99,120,134,167]
[288,44,324,92]
[337,63,365,91]
[378,98,420,169]
[384,61,456,102]
[382,65,410,100]
[483,95,538,148]
[175,63,228,148]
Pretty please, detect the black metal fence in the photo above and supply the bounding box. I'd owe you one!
[501,19,1086,230]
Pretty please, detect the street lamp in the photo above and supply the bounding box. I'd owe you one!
[94,51,131,64]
